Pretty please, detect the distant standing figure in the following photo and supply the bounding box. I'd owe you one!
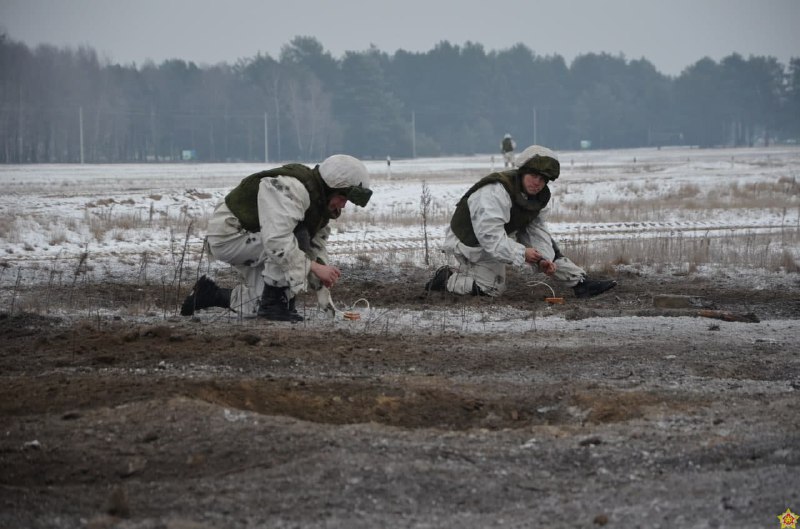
[501,133,516,168]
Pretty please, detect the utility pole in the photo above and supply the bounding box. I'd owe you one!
[411,110,416,159]
[79,106,84,164]
[264,112,269,163]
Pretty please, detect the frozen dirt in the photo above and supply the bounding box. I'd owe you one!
[1,265,799,529]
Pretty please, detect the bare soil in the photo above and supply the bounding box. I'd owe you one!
[1,267,799,529]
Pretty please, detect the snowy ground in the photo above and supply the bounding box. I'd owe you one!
[2,145,798,276]
[2,145,799,327]
[1,147,799,528]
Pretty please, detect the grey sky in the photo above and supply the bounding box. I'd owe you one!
[1,0,798,76]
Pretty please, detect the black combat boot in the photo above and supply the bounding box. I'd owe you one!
[573,277,618,299]
[287,295,302,319]
[257,285,304,322]
[181,276,232,316]
[470,282,486,296]
[425,266,454,292]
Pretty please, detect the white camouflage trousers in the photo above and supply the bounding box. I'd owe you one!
[445,223,586,297]
[205,203,321,316]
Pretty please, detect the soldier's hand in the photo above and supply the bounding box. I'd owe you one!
[311,262,341,288]
[524,247,543,263]
[538,259,557,276]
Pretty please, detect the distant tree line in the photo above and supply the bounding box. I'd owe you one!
[1,33,798,163]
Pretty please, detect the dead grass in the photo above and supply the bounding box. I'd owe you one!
[340,202,453,229]
[548,180,799,224]
[778,249,800,273]
[564,229,799,274]
[1,154,798,294]
[83,205,206,243]
[334,174,800,275]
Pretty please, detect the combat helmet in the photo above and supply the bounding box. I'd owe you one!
[319,154,372,206]
[516,145,560,181]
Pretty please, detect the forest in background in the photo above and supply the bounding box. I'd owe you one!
[1,33,799,163]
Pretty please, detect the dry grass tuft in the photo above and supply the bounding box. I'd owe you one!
[776,249,800,273]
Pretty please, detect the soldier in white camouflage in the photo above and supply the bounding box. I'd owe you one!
[181,155,372,321]
[427,145,617,299]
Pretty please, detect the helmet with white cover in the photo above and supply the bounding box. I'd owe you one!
[319,154,372,206]
[516,145,560,181]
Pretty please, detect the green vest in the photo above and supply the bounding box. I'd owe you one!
[224,164,329,237]
[450,170,551,247]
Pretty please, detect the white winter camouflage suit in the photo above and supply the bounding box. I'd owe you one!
[206,176,328,316]
[442,182,586,297]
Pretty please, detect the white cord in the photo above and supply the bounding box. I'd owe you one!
[327,297,369,313]
[351,298,370,311]
[325,295,371,320]
[526,279,556,298]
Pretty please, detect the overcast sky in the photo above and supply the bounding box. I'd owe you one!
[1,0,798,76]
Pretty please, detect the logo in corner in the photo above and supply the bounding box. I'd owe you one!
[779,509,798,529]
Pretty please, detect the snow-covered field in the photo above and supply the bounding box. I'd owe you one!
[1,145,798,292]
[4,148,798,529]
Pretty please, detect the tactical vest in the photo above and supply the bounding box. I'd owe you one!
[502,137,514,152]
[450,170,551,247]
[224,164,329,237]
